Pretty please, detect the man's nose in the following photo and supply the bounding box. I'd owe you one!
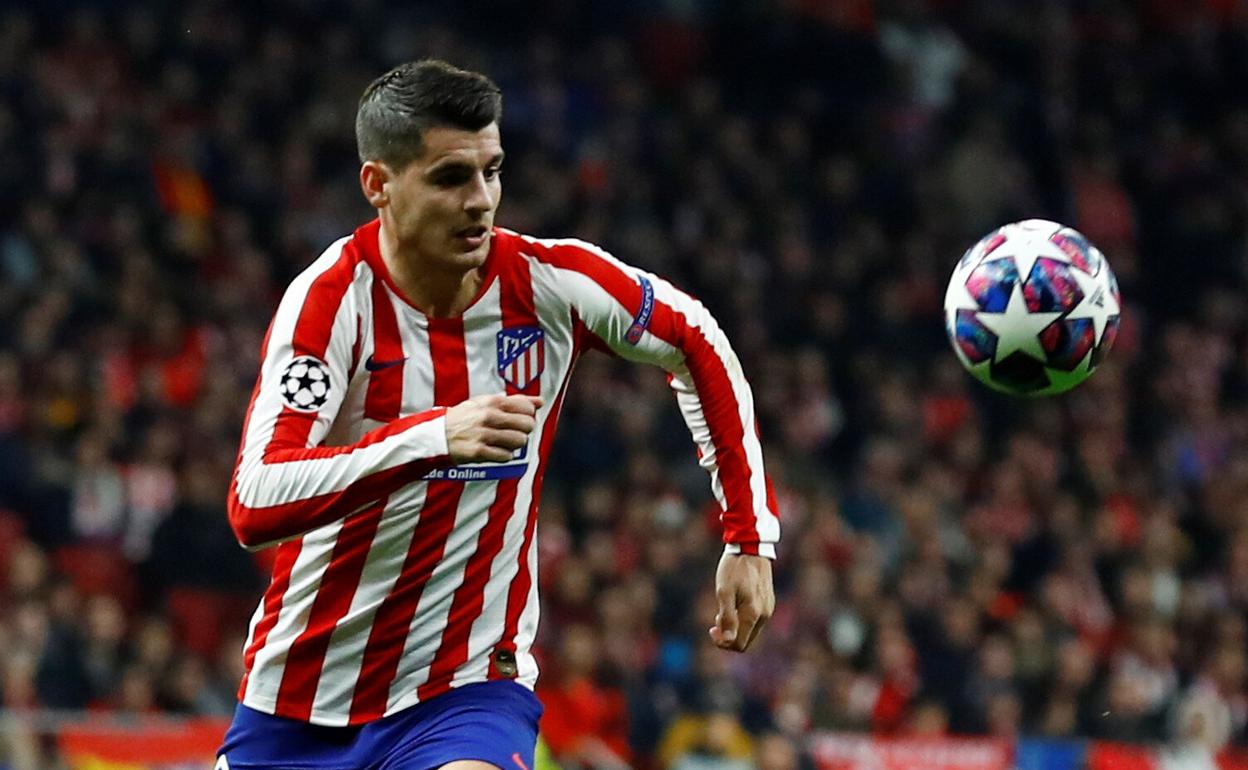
[464,172,494,215]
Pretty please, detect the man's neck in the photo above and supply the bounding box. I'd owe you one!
[378,223,483,318]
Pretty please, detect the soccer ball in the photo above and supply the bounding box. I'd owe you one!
[944,219,1121,396]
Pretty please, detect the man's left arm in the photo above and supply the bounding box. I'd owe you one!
[529,237,779,651]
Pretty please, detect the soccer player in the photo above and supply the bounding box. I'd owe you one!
[216,60,780,770]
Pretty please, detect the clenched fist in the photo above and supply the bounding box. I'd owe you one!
[444,394,543,464]
[709,553,774,652]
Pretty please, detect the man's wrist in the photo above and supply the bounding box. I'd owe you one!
[723,542,776,559]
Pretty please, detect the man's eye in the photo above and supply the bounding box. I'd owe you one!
[435,171,470,187]
[485,166,502,180]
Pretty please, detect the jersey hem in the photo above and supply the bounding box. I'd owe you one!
[239,673,539,727]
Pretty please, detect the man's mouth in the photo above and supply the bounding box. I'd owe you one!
[455,225,489,245]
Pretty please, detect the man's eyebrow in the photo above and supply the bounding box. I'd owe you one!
[426,158,473,174]
[426,151,505,174]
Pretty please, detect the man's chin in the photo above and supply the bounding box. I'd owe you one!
[452,232,492,263]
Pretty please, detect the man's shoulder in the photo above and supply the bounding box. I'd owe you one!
[493,227,613,267]
[289,222,378,285]
[274,224,377,310]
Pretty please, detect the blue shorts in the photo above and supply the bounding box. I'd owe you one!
[217,681,543,770]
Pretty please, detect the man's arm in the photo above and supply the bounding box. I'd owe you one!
[227,249,539,551]
[225,248,448,550]
[231,390,539,551]
[525,236,779,651]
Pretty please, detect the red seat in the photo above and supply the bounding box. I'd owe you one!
[0,510,27,586]
[52,543,138,611]
[165,587,254,659]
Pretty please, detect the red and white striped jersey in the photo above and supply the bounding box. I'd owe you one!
[227,219,780,726]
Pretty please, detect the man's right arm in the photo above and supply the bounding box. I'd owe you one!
[225,252,539,551]
[225,252,450,551]
[229,392,539,551]
[228,405,451,552]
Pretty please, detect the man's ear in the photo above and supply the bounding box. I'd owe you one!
[360,161,391,209]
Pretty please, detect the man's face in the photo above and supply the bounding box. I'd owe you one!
[378,122,503,270]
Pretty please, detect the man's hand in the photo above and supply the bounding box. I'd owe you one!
[445,394,543,463]
[709,552,774,652]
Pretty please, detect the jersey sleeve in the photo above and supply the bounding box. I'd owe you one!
[531,238,780,558]
[226,248,451,551]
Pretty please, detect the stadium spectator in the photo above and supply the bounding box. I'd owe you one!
[538,623,633,770]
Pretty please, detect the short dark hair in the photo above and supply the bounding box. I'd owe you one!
[356,59,502,169]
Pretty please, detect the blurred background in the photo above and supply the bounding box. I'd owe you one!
[1,0,1248,768]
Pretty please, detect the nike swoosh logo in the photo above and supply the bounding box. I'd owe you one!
[364,355,406,372]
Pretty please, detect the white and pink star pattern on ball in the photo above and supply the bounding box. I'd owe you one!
[226,220,780,726]
[944,219,1122,396]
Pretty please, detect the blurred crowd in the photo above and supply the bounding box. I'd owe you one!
[2,0,1248,768]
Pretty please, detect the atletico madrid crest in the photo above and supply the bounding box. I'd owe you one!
[496,326,545,391]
